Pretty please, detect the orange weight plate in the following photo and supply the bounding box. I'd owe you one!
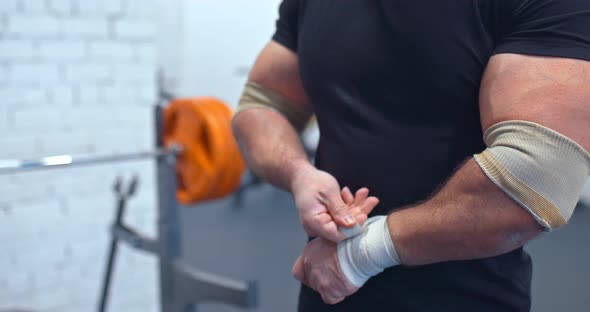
[163,98,246,205]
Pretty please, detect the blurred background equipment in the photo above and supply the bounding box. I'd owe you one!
[163,98,246,205]
[1,103,257,312]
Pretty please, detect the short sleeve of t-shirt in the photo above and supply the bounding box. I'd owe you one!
[494,0,590,62]
[272,0,299,52]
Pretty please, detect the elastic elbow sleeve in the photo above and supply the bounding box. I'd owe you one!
[474,121,590,231]
[236,81,313,132]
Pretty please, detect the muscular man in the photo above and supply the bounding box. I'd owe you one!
[232,1,590,311]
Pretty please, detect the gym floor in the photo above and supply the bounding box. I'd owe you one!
[181,184,590,312]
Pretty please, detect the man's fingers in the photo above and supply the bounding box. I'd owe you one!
[351,207,362,219]
[342,187,354,205]
[343,187,379,227]
[355,213,368,225]
[315,186,379,240]
[312,212,333,225]
[359,196,380,215]
[353,188,369,207]
[318,190,357,228]
[333,202,357,227]
[292,255,306,283]
[311,213,348,242]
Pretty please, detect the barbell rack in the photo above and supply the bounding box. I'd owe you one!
[0,105,257,312]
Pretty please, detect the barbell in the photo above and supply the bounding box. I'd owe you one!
[0,97,247,205]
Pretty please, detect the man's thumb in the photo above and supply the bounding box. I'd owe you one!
[318,189,357,228]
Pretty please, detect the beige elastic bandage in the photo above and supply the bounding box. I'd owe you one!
[236,81,313,132]
[474,120,590,231]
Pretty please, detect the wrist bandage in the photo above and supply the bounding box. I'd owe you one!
[337,216,400,287]
[236,81,313,132]
[340,223,363,238]
[474,120,590,230]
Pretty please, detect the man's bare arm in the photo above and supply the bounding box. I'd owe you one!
[389,54,590,265]
[233,41,377,240]
[293,54,590,304]
[232,41,313,190]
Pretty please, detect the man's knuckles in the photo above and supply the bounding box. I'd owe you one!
[321,294,343,305]
[332,202,350,215]
[316,276,331,293]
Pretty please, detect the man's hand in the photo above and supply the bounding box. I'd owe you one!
[292,237,359,305]
[291,164,379,242]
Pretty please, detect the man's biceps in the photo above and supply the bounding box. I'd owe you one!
[248,41,306,99]
[479,54,590,140]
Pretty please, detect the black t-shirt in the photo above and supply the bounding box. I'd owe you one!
[272,1,590,311]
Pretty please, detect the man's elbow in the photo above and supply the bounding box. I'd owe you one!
[490,211,544,255]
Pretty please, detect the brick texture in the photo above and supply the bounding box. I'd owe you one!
[0,0,158,311]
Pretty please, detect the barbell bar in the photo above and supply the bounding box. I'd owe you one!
[0,147,178,175]
[0,98,247,206]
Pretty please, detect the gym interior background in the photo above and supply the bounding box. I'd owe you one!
[0,1,589,311]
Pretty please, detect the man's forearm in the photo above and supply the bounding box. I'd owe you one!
[232,108,312,191]
[388,158,544,266]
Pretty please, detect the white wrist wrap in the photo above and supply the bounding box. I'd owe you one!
[337,216,400,287]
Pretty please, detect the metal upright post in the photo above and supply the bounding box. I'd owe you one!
[154,103,256,312]
[98,176,139,312]
[155,105,183,312]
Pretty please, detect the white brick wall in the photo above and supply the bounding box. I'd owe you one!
[89,41,135,61]
[64,63,111,83]
[0,39,35,60]
[112,19,154,40]
[0,1,158,311]
[47,0,73,16]
[7,16,61,37]
[10,63,61,84]
[61,17,109,38]
[75,0,123,17]
[38,41,86,61]
[0,1,19,13]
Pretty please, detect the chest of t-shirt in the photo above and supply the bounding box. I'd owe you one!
[297,0,497,120]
